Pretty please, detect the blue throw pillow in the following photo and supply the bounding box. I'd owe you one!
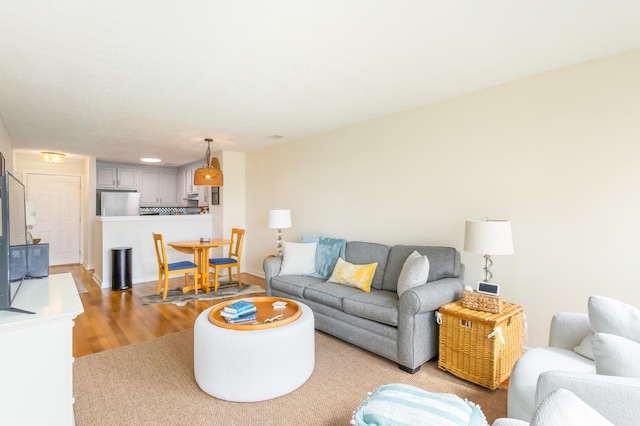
[302,235,346,279]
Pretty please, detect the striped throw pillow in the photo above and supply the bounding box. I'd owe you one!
[352,384,488,426]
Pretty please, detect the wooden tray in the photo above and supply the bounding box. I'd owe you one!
[208,296,301,330]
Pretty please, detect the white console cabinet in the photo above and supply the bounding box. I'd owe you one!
[0,273,84,425]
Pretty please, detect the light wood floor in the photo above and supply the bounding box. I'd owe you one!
[50,264,265,358]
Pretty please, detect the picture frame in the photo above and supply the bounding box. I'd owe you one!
[211,187,220,205]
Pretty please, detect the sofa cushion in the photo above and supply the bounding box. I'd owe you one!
[327,258,378,292]
[304,281,362,311]
[383,245,460,292]
[343,289,399,327]
[588,295,640,344]
[345,241,390,290]
[279,241,317,275]
[397,250,430,297]
[302,235,347,279]
[270,275,325,298]
[592,332,640,378]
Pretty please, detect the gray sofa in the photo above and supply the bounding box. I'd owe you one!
[263,241,464,373]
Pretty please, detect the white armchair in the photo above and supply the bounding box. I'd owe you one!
[507,296,640,426]
[495,389,613,426]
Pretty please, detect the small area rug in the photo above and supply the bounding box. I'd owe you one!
[139,281,264,306]
[73,329,507,425]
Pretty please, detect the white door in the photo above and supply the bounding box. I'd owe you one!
[26,173,81,266]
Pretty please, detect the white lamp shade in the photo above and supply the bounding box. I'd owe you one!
[464,220,514,255]
[268,209,292,229]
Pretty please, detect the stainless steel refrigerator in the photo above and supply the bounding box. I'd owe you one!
[99,191,140,216]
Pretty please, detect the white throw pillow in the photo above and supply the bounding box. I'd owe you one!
[592,333,640,378]
[573,331,595,360]
[530,389,613,426]
[279,241,317,275]
[397,250,430,297]
[588,296,640,344]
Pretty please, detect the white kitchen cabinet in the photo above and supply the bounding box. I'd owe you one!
[177,168,187,206]
[140,170,177,206]
[117,168,138,189]
[182,163,212,207]
[187,166,197,194]
[0,273,84,425]
[97,166,138,190]
[177,166,196,206]
[198,185,210,206]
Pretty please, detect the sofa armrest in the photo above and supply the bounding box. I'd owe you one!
[549,312,591,350]
[263,256,282,296]
[536,371,640,426]
[399,277,464,315]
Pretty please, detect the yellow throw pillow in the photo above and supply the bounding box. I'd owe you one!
[327,257,378,292]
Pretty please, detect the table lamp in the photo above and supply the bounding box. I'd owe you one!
[463,219,514,282]
[268,209,292,257]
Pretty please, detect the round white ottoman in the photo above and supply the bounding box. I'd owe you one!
[194,301,315,402]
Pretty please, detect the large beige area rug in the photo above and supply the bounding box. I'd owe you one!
[139,282,264,305]
[74,330,507,425]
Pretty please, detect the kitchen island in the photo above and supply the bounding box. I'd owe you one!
[94,214,215,289]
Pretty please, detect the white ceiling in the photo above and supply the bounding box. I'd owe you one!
[1,1,640,167]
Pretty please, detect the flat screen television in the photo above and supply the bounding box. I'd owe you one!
[0,168,33,314]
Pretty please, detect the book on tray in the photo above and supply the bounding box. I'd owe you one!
[223,299,255,314]
[220,305,257,319]
[223,312,257,324]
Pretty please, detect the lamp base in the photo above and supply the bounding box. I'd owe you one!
[483,254,493,282]
[276,229,284,257]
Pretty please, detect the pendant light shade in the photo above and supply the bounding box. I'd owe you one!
[194,138,224,186]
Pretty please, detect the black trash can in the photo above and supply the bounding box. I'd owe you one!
[111,247,132,291]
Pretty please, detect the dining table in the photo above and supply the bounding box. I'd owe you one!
[168,239,232,295]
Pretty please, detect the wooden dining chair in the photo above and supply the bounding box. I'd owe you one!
[152,233,199,300]
[208,228,245,292]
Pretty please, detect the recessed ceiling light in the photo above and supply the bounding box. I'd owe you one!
[141,158,161,163]
[266,135,284,140]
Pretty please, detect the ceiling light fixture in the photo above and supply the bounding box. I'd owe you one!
[193,138,223,186]
[141,158,162,163]
[41,152,66,163]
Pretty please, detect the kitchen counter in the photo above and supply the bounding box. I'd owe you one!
[97,214,207,221]
[94,214,215,288]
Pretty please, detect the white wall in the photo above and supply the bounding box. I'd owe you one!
[0,116,13,172]
[246,48,640,348]
[219,151,246,253]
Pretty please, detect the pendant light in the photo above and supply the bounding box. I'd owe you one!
[193,138,223,186]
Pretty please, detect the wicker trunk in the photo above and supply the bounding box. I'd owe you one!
[437,300,525,390]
